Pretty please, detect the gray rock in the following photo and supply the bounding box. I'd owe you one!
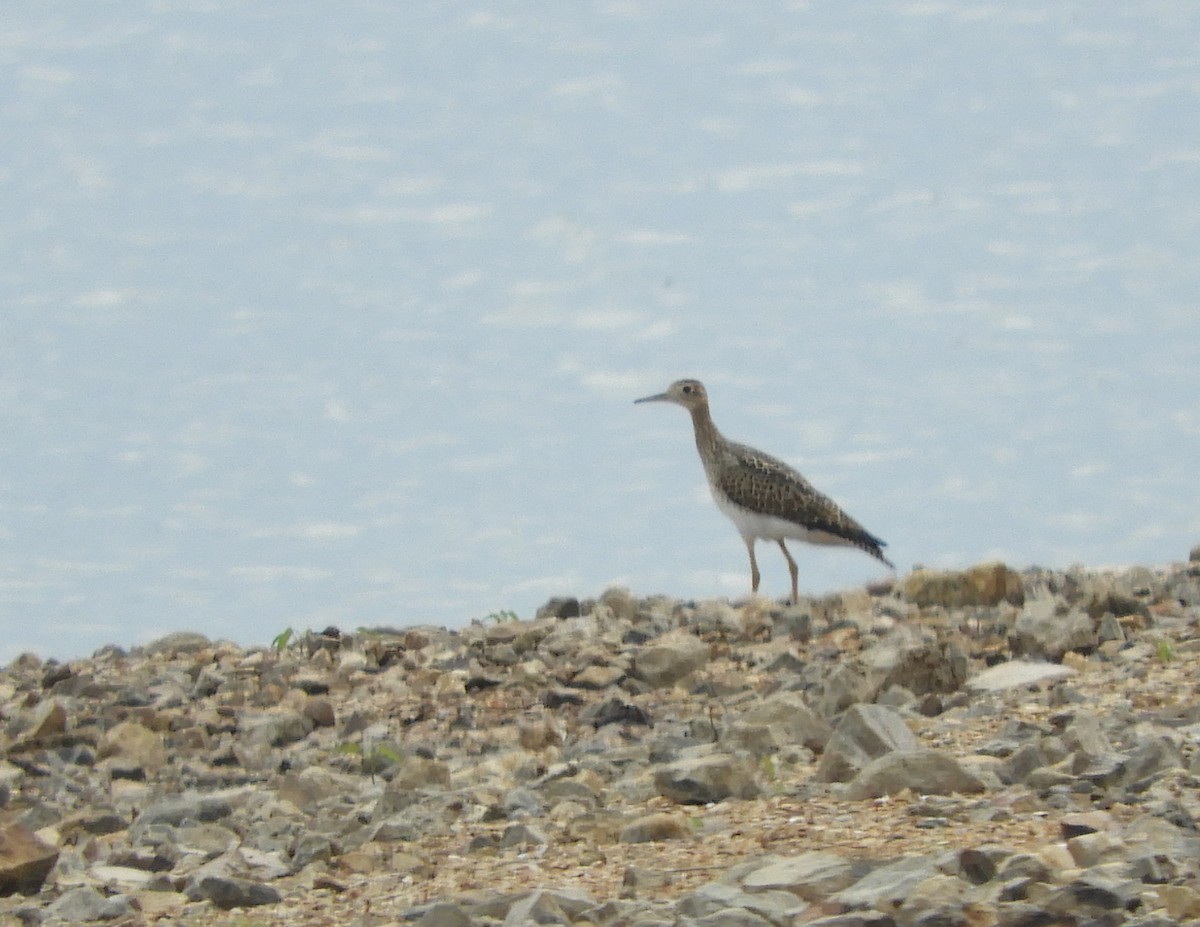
[172,821,239,859]
[831,855,941,909]
[143,631,212,655]
[653,752,761,804]
[967,660,1076,692]
[811,663,874,717]
[694,908,776,927]
[501,822,548,848]
[1120,735,1185,786]
[1066,830,1127,867]
[130,793,235,839]
[46,886,135,922]
[814,704,920,783]
[844,749,989,799]
[186,874,282,909]
[678,882,807,926]
[569,663,626,689]
[375,756,451,797]
[1039,873,1142,916]
[688,601,744,637]
[868,627,970,695]
[786,916,896,927]
[632,632,710,688]
[503,888,595,927]
[740,852,856,901]
[241,709,314,747]
[599,586,640,623]
[1000,743,1050,784]
[290,833,336,871]
[894,873,980,925]
[371,803,452,841]
[1010,596,1097,659]
[1061,711,1111,756]
[416,901,473,927]
[737,692,831,752]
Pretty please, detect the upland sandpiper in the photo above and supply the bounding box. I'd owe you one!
[635,378,893,602]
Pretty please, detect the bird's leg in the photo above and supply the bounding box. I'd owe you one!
[744,537,761,595]
[777,539,799,605]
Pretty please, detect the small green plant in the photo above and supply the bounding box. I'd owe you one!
[482,609,519,624]
[760,753,777,783]
[271,627,294,651]
[1157,638,1175,664]
[336,739,405,776]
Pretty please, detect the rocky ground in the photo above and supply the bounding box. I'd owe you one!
[4,553,1200,927]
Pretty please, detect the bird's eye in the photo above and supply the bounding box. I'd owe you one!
[682,385,693,394]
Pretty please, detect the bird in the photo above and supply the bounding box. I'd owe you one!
[635,378,893,603]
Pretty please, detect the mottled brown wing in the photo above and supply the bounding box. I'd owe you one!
[718,442,893,565]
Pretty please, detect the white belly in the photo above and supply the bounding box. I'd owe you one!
[712,491,851,548]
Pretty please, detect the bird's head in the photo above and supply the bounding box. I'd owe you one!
[634,378,708,411]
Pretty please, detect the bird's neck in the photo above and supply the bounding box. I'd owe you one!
[688,403,724,468]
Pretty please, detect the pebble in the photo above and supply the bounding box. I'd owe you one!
[2,558,1200,927]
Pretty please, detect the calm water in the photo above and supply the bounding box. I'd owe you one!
[2,2,1198,661]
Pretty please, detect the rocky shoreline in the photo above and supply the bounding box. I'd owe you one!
[3,554,1200,926]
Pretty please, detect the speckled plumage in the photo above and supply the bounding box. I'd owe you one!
[635,378,893,602]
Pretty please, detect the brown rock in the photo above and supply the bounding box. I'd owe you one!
[0,821,59,896]
[620,812,692,843]
[902,562,1024,608]
[26,699,68,741]
[98,720,166,774]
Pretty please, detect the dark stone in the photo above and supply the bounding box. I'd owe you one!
[543,689,585,709]
[186,875,282,909]
[537,597,582,619]
[582,697,651,729]
[958,848,997,884]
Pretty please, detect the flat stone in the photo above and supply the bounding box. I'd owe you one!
[0,822,59,895]
[967,660,1076,692]
[132,793,235,834]
[740,851,856,901]
[678,882,808,924]
[569,664,626,689]
[831,855,941,908]
[694,907,775,927]
[843,749,988,799]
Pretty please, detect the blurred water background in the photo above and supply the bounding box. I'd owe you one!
[2,2,1199,660]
